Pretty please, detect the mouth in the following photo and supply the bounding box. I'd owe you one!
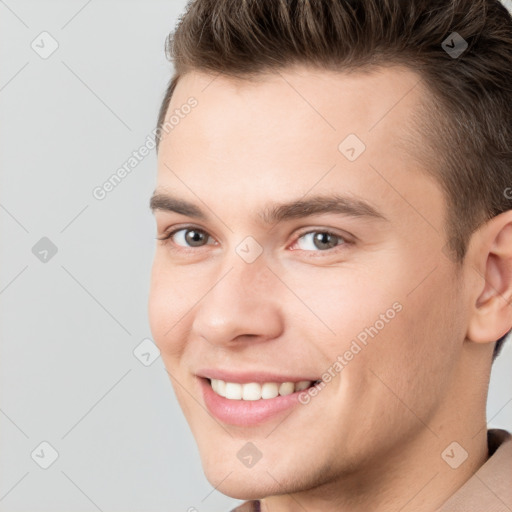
[198,374,322,426]
[208,378,321,400]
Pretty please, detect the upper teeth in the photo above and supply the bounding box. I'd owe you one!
[210,379,312,400]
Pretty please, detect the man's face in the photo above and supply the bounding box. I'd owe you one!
[149,66,468,498]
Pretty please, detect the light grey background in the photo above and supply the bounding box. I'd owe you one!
[1,1,511,511]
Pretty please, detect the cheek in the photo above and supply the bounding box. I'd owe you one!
[349,268,461,428]
[291,257,450,419]
[148,257,191,359]
[284,264,403,350]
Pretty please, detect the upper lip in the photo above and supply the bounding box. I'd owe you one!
[196,368,320,384]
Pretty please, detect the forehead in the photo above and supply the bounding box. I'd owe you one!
[156,65,445,234]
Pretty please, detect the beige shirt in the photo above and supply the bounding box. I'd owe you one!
[231,429,512,512]
[437,428,512,512]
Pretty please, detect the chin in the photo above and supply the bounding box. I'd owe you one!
[200,448,307,501]
[203,468,277,501]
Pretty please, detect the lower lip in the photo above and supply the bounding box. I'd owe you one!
[200,378,307,427]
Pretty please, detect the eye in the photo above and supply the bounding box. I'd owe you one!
[159,227,215,248]
[293,230,347,251]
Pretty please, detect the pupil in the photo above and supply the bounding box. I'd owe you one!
[314,232,336,250]
[186,230,205,246]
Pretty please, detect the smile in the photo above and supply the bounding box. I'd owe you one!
[198,371,322,425]
[209,378,318,400]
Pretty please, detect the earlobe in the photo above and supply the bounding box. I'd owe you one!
[466,212,512,344]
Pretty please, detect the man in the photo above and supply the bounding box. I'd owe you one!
[148,0,512,510]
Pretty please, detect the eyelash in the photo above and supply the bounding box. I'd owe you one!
[157,225,353,256]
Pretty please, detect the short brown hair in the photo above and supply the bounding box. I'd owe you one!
[155,0,512,359]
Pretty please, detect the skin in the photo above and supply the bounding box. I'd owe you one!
[148,65,512,512]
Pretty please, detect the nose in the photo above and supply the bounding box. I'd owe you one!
[191,257,284,347]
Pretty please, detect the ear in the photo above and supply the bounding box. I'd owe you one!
[466,210,512,344]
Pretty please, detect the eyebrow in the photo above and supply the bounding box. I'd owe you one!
[149,192,389,224]
[150,193,207,219]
